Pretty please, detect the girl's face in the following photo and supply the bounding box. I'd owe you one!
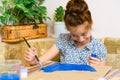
[68,22,91,45]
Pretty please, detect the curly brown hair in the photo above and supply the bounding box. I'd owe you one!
[64,0,93,30]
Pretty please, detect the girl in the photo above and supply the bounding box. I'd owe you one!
[24,0,107,67]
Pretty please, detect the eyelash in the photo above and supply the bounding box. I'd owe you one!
[82,32,87,36]
[72,32,87,37]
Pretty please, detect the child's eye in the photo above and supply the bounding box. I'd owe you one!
[82,32,87,36]
[72,34,77,37]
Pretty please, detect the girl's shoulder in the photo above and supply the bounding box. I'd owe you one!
[57,33,71,41]
[91,36,106,47]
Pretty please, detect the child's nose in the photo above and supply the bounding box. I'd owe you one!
[78,36,85,42]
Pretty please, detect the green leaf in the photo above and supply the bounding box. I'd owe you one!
[2,0,7,6]
[38,0,45,4]
[0,0,50,26]
[14,0,24,4]
[0,7,4,12]
[16,4,29,13]
[0,16,6,24]
[54,6,65,22]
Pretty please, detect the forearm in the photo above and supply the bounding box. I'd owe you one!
[39,44,59,64]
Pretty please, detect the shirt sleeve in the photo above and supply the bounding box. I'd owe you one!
[55,34,67,51]
[97,42,107,62]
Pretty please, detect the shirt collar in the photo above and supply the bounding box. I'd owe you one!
[68,34,76,46]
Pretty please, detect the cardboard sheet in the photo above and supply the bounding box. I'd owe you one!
[105,69,120,80]
[23,64,112,80]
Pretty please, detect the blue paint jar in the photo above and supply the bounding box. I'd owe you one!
[91,53,97,58]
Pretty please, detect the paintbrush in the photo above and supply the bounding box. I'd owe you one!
[23,37,43,69]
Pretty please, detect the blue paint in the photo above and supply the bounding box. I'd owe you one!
[91,53,97,58]
[42,62,96,72]
[0,76,1,80]
[0,73,20,80]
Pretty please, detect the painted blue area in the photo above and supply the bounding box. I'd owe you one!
[0,73,20,80]
[0,76,1,80]
[42,62,96,72]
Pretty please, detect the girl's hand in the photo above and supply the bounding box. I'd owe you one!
[87,56,101,66]
[24,47,37,65]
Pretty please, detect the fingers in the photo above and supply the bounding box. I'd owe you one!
[24,47,37,65]
[24,52,34,62]
[31,47,37,55]
[87,56,100,65]
[25,49,35,59]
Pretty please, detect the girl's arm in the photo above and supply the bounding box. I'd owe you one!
[24,44,59,65]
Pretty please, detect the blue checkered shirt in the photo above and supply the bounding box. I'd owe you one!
[55,33,107,65]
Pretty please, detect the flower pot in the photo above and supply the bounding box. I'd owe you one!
[1,23,47,42]
[54,22,68,38]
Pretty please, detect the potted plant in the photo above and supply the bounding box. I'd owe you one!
[53,6,68,38]
[0,0,50,42]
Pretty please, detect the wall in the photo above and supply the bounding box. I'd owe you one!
[86,0,120,38]
[42,0,120,38]
[0,0,120,40]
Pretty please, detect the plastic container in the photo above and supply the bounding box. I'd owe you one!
[98,77,107,80]
[20,68,28,78]
[0,59,22,80]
